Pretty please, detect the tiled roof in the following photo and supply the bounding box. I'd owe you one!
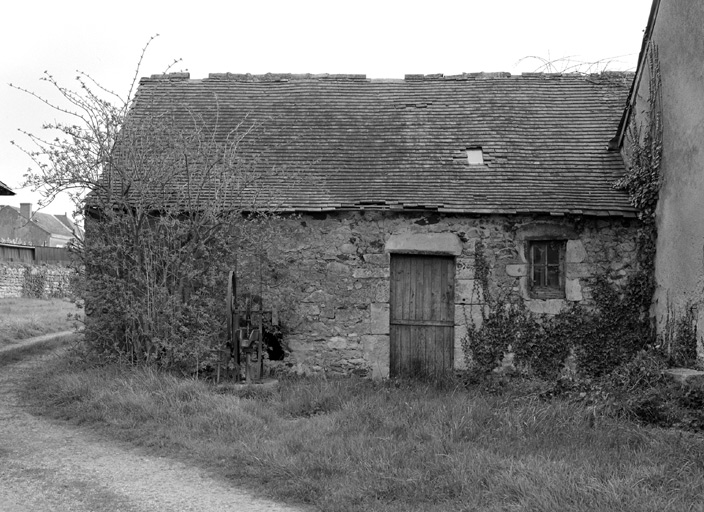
[55,214,84,239]
[122,72,635,216]
[9,206,74,238]
[0,180,14,195]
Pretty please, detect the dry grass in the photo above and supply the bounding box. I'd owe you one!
[0,298,81,347]
[21,354,704,512]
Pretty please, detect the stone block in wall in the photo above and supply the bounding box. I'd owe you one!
[327,261,351,274]
[352,267,390,279]
[385,232,463,256]
[340,243,357,254]
[454,323,468,370]
[287,337,317,352]
[526,299,566,315]
[370,303,389,334]
[566,240,587,263]
[362,334,390,379]
[496,247,519,260]
[454,304,485,330]
[362,253,389,266]
[454,344,467,371]
[327,336,348,349]
[505,264,527,277]
[298,304,321,318]
[308,321,335,338]
[456,258,475,279]
[455,279,483,305]
[462,238,477,256]
[565,278,583,301]
[303,289,333,303]
[617,241,636,253]
[566,263,592,279]
[333,306,366,326]
[373,280,390,302]
[610,260,627,272]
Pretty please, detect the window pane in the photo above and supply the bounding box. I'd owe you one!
[533,265,545,287]
[547,243,560,264]
[533,244,545,265]
[547,266,560,288]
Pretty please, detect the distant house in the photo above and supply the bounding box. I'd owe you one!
[103,71,643,378]
[0,203,82,247]
[615,0,704,358]
[0,180,14,196]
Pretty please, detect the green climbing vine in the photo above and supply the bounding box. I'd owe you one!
[614,42,698,365]
[614,43,662,224]
[614,41,662,315]
[462,243,651,380]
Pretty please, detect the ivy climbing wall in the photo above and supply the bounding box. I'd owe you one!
[620,6,704,360]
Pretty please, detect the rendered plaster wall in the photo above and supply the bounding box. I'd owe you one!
[628,1,704,356]
[0,207,50,246]
[0,262,74,299]
[259,211,639,378]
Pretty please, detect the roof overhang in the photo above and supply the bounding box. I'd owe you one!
[611,0,662,150]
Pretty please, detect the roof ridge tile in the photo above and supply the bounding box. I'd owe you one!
[206,73,367,82]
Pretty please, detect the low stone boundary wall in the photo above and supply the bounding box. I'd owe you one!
[0,262,75,299]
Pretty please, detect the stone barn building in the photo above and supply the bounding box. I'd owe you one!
[123,71,640,378]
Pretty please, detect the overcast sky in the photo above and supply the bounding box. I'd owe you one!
[1,0,652,217]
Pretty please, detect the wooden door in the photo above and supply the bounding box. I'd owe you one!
[389,254,455,377]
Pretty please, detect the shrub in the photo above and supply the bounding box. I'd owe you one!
[14,40,295,372]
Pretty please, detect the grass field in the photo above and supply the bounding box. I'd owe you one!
[21,354,704,512]
[0,298,80,347]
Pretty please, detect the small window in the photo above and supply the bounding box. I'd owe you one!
[466,148,484,165]
[529,240,565,299]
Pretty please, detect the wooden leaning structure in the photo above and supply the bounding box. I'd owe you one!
[216,269,276,384]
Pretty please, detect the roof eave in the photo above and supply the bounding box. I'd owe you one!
[612,0,662,150]
[284,206,639,218]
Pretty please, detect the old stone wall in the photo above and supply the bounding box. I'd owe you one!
[252,211,640,378]
[0,262,74,299]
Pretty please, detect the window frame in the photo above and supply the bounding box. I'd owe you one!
[527,239,566,299]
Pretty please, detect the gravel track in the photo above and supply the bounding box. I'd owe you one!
[0,336,310,512]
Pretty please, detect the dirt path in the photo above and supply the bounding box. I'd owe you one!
[0,330,76,354]
[0,339,311,512]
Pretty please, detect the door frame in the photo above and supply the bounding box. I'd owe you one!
[384,232,463,378]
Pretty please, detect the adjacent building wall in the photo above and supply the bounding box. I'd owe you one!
[0,206,51,246]
[624,0,704,356]
[254,211,640,377]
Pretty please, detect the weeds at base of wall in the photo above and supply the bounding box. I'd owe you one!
[462,240,653,381]
[570,350,704,432]
[461,233,703,431]
[461,281,652,382]
[661,304,698,368]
